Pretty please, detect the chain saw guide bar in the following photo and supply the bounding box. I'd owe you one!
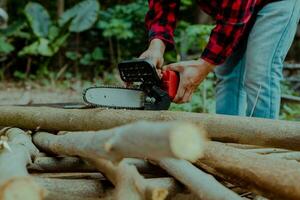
[83,59,179,110]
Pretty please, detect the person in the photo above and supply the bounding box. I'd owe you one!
[139,0,300,119]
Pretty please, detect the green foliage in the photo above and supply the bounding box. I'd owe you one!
[280,103,300,121]
[0,36,14,54]
[59,0,100,32]
[65,47,104,66]
[97,0,147,40]
[24,2,52,38]
[98,19,133,40]
[20,2,71,57]
[175,23,214,60]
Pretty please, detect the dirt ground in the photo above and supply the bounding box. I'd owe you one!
[0,82,83,105]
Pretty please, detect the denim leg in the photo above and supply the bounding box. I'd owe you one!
[244,0,300,119]
[215,43,247,116]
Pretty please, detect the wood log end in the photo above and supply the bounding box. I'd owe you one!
[0,177,46,200]
[147,188,169,200]
[170,124,207,162]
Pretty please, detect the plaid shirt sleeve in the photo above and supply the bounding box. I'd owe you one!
[201,0,257,65]
[145,0,180,49]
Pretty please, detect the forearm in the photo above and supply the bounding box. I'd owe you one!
[148,39,166,55]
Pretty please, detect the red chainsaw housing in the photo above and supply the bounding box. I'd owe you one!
[161,70,179,100]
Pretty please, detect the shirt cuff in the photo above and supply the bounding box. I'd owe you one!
[201,47,226,66]
[149,29,175,50]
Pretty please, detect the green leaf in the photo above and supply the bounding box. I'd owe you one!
[51,33,70,53]
[48,26,60,41]
[24,2,52,38]
[13,71,27,80]
[37,38,53,56]
[0,36,15,54]
[65,51,79,61]
[59,0,100,32]
[80,53,92,65]
[18,38,54,57]
[92,47,104,61]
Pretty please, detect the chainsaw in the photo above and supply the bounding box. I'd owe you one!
[83,59,179,110]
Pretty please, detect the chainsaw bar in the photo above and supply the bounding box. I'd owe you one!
[83,86,146,109]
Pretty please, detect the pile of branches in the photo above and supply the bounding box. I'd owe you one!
[1,106,300,200]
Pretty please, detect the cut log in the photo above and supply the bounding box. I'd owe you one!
[197,142,300,199]
[86,158,177,200]
[33,121,207,162]
[34,177,180,200]
[29,156,95,172]
[0,128,46,200]
[29,156,165,175]
[34,177,105,198]
[158,158,242,200]
[1,106,300,150]
[31,172,104,179]
[32,121,202,200]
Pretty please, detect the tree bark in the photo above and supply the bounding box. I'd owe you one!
[33,121,207,162]
[264,151,300,161]
[32,172,104,179]
[70,158,180,200]
[1,106,300,150]
[197,142,300,200]
[29,156,96,172]
[0,128,45,200]
[34,177,105,198]
[29,156,165,175]
[34,177,180,200]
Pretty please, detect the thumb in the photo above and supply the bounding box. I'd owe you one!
[163,63,184,72]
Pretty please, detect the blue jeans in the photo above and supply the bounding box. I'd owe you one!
[215,0,300,119]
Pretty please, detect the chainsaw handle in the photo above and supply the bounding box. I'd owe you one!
[161,70,179,100]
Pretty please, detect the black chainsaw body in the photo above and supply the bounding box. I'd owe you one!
[118,59,171,110]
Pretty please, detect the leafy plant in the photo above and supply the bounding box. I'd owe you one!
[24,2,51,38]
[0,36,14,54]
[59,0,100,32]
[19,2,69,57]
[19,0,100,57]
[175,22,214,60]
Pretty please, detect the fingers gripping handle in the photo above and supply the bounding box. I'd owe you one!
[162,70,179,100]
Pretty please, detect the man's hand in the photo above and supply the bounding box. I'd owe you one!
[139,39,166,77]
[163,59,215,104]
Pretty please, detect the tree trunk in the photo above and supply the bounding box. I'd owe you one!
[0,128,45,200]
[197,142,300,200]
[57,0,64,18]
[1,106,300,150]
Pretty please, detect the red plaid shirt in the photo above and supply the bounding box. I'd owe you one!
[145,0,271,65]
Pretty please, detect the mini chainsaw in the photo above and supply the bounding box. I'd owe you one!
[83,59,179,110]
